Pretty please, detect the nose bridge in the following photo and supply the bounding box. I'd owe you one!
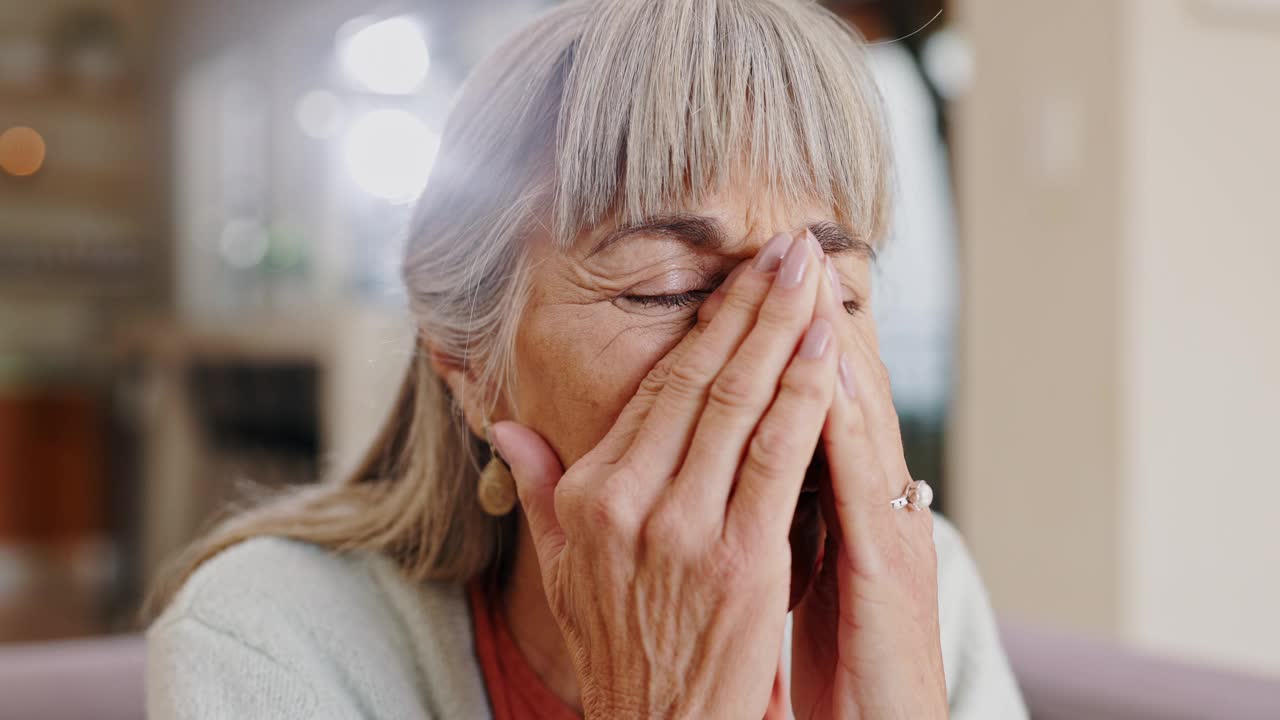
[736,198,808,254]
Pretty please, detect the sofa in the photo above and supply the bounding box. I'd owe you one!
[2,623,1279,719]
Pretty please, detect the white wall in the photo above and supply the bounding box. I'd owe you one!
[954,0,1280,676]
[952,0,1129,637]
[1124,0,1280,675]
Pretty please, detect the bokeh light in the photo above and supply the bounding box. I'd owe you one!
[0,126,47,177]
[219,218,270,269]
[337,16,430,95]
[295,90,346,139]
[342,109,439,203]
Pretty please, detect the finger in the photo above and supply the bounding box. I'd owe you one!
[697,257,752,320]
[590,320,706,463]
[590,256,753,464]
[764,642,791,720]
[815,245,908,542]
[836,318,911,496]
[674,230,826,516]
[623,231,796,479]
[491,421,567,574]
[822,350,898,574]
[725,315,837,544]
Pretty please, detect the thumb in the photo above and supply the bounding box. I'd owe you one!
[490,421,565,568]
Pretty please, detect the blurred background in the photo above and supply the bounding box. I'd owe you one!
[0,0,1277,717]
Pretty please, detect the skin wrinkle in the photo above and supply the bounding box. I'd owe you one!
[155,2,919,713]
[583,214,872,305]
[497,178,876,711]
[541,240,709,360]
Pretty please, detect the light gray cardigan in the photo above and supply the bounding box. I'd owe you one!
[147,516,1027,719]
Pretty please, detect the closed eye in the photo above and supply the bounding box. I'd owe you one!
[621,290,712,310]
[623,291,863,315]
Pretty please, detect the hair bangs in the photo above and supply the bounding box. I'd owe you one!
[552,0,893,249]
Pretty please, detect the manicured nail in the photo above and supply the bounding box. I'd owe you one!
[824,256,843,312]
[799,318,833,359]
[777,231,810,288]
[754,232,792,271]
[806,228,823,259]
[838,353,857,399]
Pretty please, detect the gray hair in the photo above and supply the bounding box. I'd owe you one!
[150,0,893,609]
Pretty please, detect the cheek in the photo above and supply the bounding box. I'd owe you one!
[512,306,681,467]
[857,310,882,353]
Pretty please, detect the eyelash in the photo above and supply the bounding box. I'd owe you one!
[623,290,712,309]
[626,291,864,316]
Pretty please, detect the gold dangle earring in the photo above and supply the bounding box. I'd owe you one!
[477,422,516,516]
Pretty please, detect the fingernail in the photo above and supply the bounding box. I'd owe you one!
[799,318,833,359]
[754,232,793,271]
[838,353,857,400]
[824,257,843,312]
[806,228,823,259]
[777,232,810,288]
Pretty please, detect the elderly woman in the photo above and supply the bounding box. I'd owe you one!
[148,0,1025,718]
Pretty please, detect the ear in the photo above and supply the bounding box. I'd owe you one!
[426,340,503,439]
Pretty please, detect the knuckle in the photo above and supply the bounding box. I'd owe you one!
[841,398,870,435]
[780,368,829,406]
[707,365,758,411]
[720,284,763,316]
[636,362,670,398]
[744,423,799,478]
[554,480,587,531]
[755,296,807,333]
[664,353,713,400]
[581,486,636,537]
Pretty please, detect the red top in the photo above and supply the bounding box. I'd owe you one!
[469,582,792,719]
[470,583,580,720]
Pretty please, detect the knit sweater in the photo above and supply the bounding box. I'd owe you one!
[147,515,1027,719]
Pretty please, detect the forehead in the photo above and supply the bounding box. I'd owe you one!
[573,181,873,261]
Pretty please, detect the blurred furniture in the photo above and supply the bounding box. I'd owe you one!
[0,634,144,720]
[0,0,165,645]
[3,621,1280,720]
[0,384,117,642]
[1001,621,1280,720]
[0,4,162,300]
[120,309,409,584]
[120,316,324,583]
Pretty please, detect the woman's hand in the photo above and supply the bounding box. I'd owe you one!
[789,243,949,720]
[495,231,835,719]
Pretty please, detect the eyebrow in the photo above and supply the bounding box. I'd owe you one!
[808,221,877,261]
[588,213,726,258]
[587,213,876,260]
